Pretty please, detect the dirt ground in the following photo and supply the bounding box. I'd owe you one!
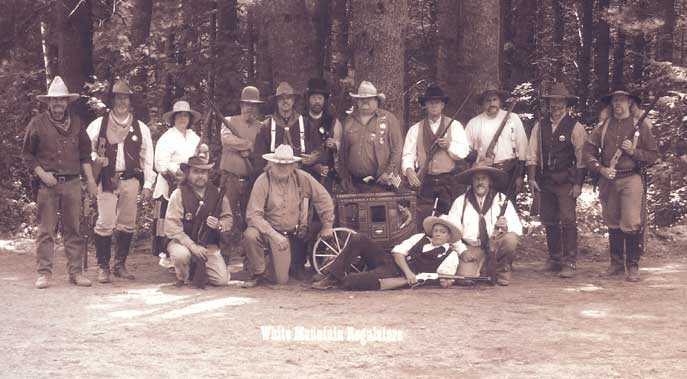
[1,233,686,379]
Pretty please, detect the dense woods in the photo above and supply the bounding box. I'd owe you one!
[1,0,687,236]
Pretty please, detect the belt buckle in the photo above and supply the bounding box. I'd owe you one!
[58,176,66,183]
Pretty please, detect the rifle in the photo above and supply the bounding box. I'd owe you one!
[416,91,473,182]
[206,97,254,173]
[189,185,228,289]
[530,88,545,217]
[632,96,659,255]
[413,272,493,287]
[482,98,517,165]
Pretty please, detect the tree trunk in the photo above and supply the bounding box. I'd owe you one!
[611,26,626,88]
[578,0,593,111]
[57,0,94,123]
[437,0,501,123]
[40,17,54,90]
[215,0,241,115]
[504,0,536,88]
[656,0,675,62]
[595,0,611,102]
[552,0,564,79]
[329,0,349,81]
[130,0,153,123]
[631,0,647,83]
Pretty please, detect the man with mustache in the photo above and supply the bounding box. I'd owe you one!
[464,87,529,201]
[447,163,523,286]
[583,86,658,282]
[87,80,155,283]
[22,76,98,289]
[526,83,588,278]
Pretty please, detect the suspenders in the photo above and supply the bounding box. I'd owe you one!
[270,116,305,153]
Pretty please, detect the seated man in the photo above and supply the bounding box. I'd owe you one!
[447,164,522,286]
[243,144,335,286]
[164,150,232,287]
[312,215,462,291]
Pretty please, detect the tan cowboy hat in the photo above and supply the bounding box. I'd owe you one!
[542,82,579,103]
[240,86,265,103]
[180,145,214,171]
[272,82,298,98]
[455,162,508,189]
[36,76,80,103]
[112,80,133,95]
[477,85,510,104]
[422,215,463,243]
[262,144,303,164]
[162,101,202,125]
[349,81,386,102]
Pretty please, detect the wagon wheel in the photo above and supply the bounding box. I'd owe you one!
[311,227,363,275]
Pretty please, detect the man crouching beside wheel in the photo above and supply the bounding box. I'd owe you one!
[311,215,462,291]
[242,144,335,287]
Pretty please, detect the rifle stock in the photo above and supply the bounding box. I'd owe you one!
[206,98,254,173]
[483,99,517,163]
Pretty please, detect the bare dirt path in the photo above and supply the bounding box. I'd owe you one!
[1,235,686,379]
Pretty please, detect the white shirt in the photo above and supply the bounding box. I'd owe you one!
[152,127,200,200]
[402,117,470,173]
[391,233,462,275]
[447,191,523,248]
[464,109,529,164]
[86,116,156,189]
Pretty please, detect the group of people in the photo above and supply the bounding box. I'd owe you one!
[22,73,658,291]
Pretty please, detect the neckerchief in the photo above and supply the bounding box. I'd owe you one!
[106,112,133,145]
[48,111,71,134]
[466,188,496,248]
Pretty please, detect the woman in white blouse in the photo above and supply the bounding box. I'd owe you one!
[152,101,201,266]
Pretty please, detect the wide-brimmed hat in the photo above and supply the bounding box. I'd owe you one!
[240,86,265,103]
[455,162,508,189]
[601,86,641,105]
[273,82,298,98]
[422,215,462,243]
[542,82,579,103]
[349,81,386,102]
[112,80,133,95]
[477,86,509,104]
[262,144,303,164]
[162,101,202,125]
[180,145,214,171]
[306,78,330,97]
[418,84,449,106]
[36,76,80,103]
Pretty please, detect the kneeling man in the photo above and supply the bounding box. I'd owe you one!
[447,164,522,285]
[312,215,462,291]
[165,150,232,287]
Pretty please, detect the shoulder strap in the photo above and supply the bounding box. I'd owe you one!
[298,115,305,152]
[270,118,276,152]
[599,118,610,154]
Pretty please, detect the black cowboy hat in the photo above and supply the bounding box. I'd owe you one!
[601,85,642,105]
[306,78,330,97]
[418,84,449,106]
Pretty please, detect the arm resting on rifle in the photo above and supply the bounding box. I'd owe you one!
[446,120,471,160]
[164,189,196,249]
[221,119,253,152]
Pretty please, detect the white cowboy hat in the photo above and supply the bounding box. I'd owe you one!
[112,80,134,95]
[240,86,265,103]
[349,81,386,102]
[162,101,202,125]
[422,215,463,243]
[262,144,303,164]
[36,76,80,103]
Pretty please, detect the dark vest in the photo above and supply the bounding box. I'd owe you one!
[404,236,452,273]
[98,112,143,192]
[179,183,221,246]
[540,114,576,173]
[305,112,336,168]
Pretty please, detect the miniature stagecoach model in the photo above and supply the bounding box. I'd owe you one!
[311,190,417,275]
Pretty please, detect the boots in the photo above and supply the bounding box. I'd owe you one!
[69,273,92,287]
[544,226,562,272]
[113,231,135,280]
[625,232,641,282]
[95,234,112,283]
[601,229,625,276]
[559,226,578,278]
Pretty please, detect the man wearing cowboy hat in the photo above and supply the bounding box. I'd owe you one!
[583,85,658,282]
[253,82,322,176]
[312,214,462,291]
[87,79,155,283]
[402,83,470,224]
[464,86,529,201]
[22,76,98,289]
[339,81,404,193]
[243,145,335,286]
[526,82,588,278]
[164,151,232,287]
[447,163,523,286]
[220,86,265,257]
[303,77,343,192]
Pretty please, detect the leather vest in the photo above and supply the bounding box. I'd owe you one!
[540,114,576,172]
[405,235,452,273]
[98,112,143,191]
[180,183,221,245]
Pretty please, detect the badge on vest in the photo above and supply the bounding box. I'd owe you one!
[319,127,326,135]
[129,126,134,133]
[370,133,376,141]
[132,135,138,142]
[185,212,193,221]
[634,131,640,137]
[559,135,566,142]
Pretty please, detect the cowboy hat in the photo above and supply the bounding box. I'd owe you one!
[601,85,642,105]
[477,86,510,104]
[455,162,508,189]
[162,100,202,125]
[262,144,303,164]
[272,82,298,98]
[112,80,133,95]
[542,82,579,102]
[306,78,330,97]
[36,76,80,103]
[239,86,265,103]
[423,215,463,243]
[180,145,214,171]
[418,84,449,106]
[349,81,386,102]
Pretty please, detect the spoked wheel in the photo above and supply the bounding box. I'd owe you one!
[311,227,362,275]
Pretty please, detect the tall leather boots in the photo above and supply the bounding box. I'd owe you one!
[113,231,135,280]
[625,232,641,282]
[544,226,562,272]
[94,234,112,283]
[601,228,625,276]
[559,226,578,278]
